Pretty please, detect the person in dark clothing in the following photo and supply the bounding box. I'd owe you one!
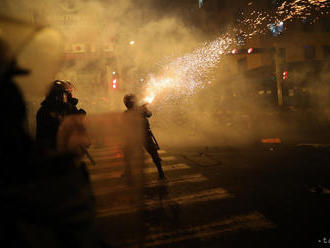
[123,94,165,180]
[36,80,86,154]
[0,38,107,247]
[0,41,33,184]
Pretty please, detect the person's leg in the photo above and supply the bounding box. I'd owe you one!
[145,136,165,179]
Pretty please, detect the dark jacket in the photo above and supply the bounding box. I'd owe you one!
[36,100,67,151]
[125,105,152,132]
[36,96,86,152]
[1,78,98,248]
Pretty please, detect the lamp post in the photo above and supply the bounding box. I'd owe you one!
[274,45,284,106]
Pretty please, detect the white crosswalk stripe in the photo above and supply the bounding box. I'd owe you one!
[89,155,176,166]
[143,212,275,247]
[97,187,232,217]
[90,162,191,181]
[93,174,208,196]
[89,146,166,156]
[89,145,275,247]
[87,150,169,165]
[143,163,189,173]
[145,155,176,163]
[145,173,207,187]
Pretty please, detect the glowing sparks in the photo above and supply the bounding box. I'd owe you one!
[143,0,329,103]
[240,0,330,35]
[144,35,232,102]
[144,93,155,104]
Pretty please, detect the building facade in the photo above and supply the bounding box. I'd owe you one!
[201,0,330,109]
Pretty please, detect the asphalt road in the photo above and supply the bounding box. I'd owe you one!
[86,143,330,248]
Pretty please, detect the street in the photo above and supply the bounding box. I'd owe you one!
[87,143,330,248]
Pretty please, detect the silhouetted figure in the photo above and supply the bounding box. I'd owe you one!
[36,80,86,154]
[0,39,106,248]
[123,94,165,179]
[0,41,33,184]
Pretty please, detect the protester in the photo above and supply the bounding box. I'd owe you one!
[123,94,165,180]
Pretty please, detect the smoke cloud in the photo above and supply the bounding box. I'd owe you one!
[1,0,329,146]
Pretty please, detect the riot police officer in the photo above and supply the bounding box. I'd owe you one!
[123,94,165,180]
[0,38,105,247]
[36,80,86,154]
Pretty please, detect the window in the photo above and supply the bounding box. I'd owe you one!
[301,17,314,32]
[304,46,315,60]
[322,18,330,32]
[324,46,330,58]
[288,89,294,96]
[302,23,314,32]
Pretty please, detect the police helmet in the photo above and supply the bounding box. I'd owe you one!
[45,80,71,102]
[53,80,74,93]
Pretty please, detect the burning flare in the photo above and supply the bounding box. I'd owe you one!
[144,93,155,104]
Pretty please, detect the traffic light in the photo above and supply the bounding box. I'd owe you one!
[111,72,118,89]
[282,71,288,80]
[226,47,275,55]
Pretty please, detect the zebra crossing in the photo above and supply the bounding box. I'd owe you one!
[87,144,275,247]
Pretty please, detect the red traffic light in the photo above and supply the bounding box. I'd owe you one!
[231,49,237,54]
[248,48,253,54]
[282,71,288,80]
[112,78,117,89]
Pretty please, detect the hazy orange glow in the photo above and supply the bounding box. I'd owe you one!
[261,138,282,144]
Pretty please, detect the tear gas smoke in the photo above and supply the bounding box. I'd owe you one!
[1,0,329,146]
